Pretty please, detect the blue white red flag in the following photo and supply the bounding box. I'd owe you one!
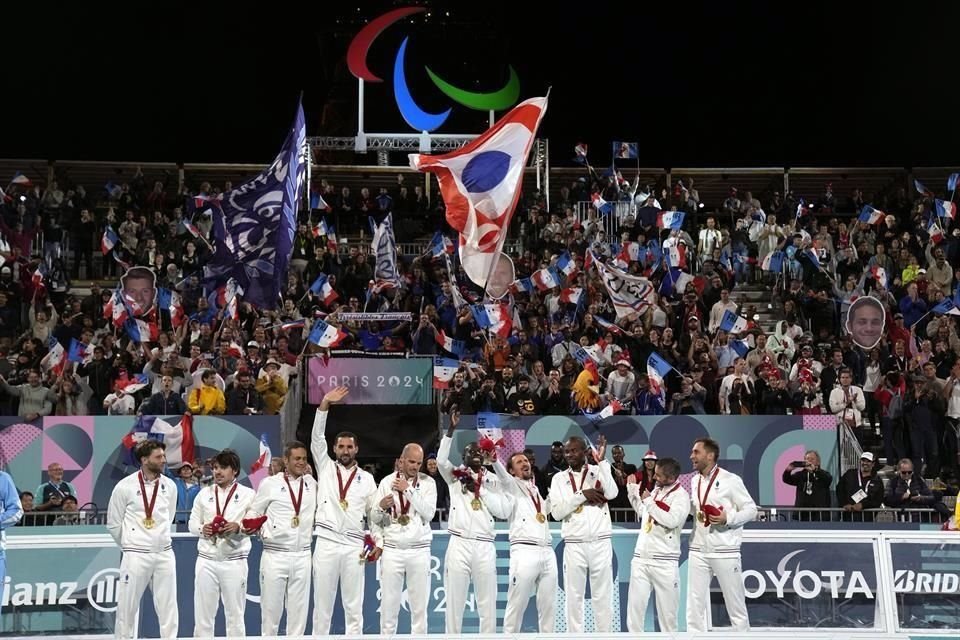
[433,357,461,389]
[914,179,934,198]
[948,173,960,192]
[858,205,884,225]
[592,192,613,215]
[719,310,749,334]
[101,226,120,254]
[124,318,160,343]
[935,199,956,219]
[122,414,195,469]
[409,97,548,287]
[307,318,348,348]
[250,433,273,474]
[593,258,655,319]
[612,141,638,159]
[657,210,685,230]
[556,252,578,277]
[574,143,588,165]
[308,273,339,306]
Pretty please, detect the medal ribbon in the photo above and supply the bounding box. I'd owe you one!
[396,472,415,516]
[215,482,239,518]
[337,465,358,505]
[138,472,160,523]
[568,466,589,494]
[697,466,721,512]
[528,482,542,515]
[284,474,303,517]
[473,468,484,503]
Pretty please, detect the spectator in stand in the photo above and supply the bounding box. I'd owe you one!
[473,374,505,413]
[34,463,77,525]
[539,369,570,415]
[670,376,707,414]
[425,454,449,522]
[0,370,52,420]
[905,376,944,479]
[168,462,201,526]
[943,362,960,483]
[884,458,949,521]
[187,369,226,415]
[541,441,568,487]
[18,492,35,526]
[837,452,883,522]
[411,314,439,355]
[782,451,832,521]
[141,375,188,415]
[53,496,82,526]
[605,357,636,412]
[506,375,539,415]
[226,371,265,415]
[255,360,288,415]
[608,445,637,523]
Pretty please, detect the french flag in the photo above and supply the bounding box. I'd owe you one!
[121,414,195,469]
[592,192,613,215]
[730,338,751,358]
[719,310,749,334]
[310,191,333,212]
[929,219,944,244]
[104,288,129,327]
[560,287,583,305]
[433,357,460,389]
[308,273,339,305]
[858,205,884,225]
[280,319,306,331]
[657,210,685,230]
[436,330,465,357]
[426,231,455,257]
[157,288,186,328]
[67,338,88,364]
[935,199,957,219]
[101,226,120,254]
[933,298,960,316]
[470,303,512,338]
[595,315,624,335]
[574,143,588,165]
[307,318,348,348]
[184,221,203,239]
[796,199,810,218]
[40,338,67,376]
[646,352,673,400]
[586,399,623,423]
[870,265,888,289]
[532,267,561,291]
[666,244,687,270]
[510,277,534,295]
[556,251,578,277]
[11,172,31,186]
[321,220,338,251]
[120,374,151,394]
[761,250,784,272]
[804,248,821,269]
[914,179,934,198]
[250,433,273,473]
[948,173,960,192]
[125,318,160,343]
[226,295,239,321]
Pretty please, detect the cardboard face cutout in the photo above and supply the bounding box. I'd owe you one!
[120,267,157,318]
[845,295,886,350]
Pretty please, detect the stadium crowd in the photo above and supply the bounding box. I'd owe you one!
[1,166,959,496]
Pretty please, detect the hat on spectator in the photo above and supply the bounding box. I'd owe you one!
[642,450,658,461]
[179,461,194,470]
[615,356,632,369]
[894,312,904,319]
[247,340,259,348]
[264,358,280,370]
[0,267,9,274]
[860,452,875,462]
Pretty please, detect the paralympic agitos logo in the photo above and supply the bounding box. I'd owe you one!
[346,7,520,132]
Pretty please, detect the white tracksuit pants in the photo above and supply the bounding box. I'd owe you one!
[443,535,497,633]
[115,550,178,639]
[259,550,311,636]
[562,539,613,633]
[503,543,557,633]
[193,556,248,638]
[686,551,750,632]
[627,558,680,632]
[378,546,431,635]
[312,538,366,635]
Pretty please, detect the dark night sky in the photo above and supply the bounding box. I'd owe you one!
[5,2,959,167]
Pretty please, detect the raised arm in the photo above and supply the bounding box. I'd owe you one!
[310,386,349,474]
[436,410,460,484]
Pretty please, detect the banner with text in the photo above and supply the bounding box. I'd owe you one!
[308,356,433,405]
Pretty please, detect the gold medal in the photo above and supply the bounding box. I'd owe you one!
[142,517,155,529]
[535,512,546,523]
[291,515,300,527]
[471,498,482,511]
[696,510,705,523]
[644,519,653,533]
[340,499,349,510]
[397,514,410,526]
[574,505,583,514]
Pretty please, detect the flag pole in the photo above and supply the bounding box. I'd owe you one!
[910,311,931,330]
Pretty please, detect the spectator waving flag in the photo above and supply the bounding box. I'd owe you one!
[593,255,656,318]
[433,357,460,389]
[409,96,548,288]
[760,250,784,272]
[657,210,685,230]
[202,101,306,310]
[308,273,339,306]
[612,141,638,159]
[594,315,624,335]
[250,434,273,474]
[796,199,810,218]
[157,288,186,328]
[40,336,67,375]
[574,143,589,165]
[510,277,534,295]
[307,318,348,348]
[122,414,195,469]
[935,199,957,219]
[532,267,561,291]
[436,329,465,357]
[719,310,749,334]
[804,248,822,269]
[309,191,332,213]
[948,173,960,192]
[914,179,934,198]
[730,338,751,358]
[666,243,688,270]
[101,226,120,254]
[370,212,400,288]
[120,374,151,394]
[858,205,884,225]
[560,287,583,306]
[646,352,673,400]
[591,192,613,215]
[933,298,960,316]
[426,231,455,257]
[929,218,945,244]
[11,172,31,187]
[67,338,88,364]
[469,303,512,337]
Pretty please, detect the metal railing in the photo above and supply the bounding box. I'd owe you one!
[573,200,629,240]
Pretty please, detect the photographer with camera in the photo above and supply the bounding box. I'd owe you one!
[781,450,832,521]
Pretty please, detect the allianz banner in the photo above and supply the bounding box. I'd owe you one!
[6,529,920,636]
[307,355,433,405]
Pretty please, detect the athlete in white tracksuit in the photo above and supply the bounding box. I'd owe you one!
[309,387,380,635]
[369,444,437,635]
[437,411,513,634]
[246,442,317,636]
[625,457,690,632]
[493,451,557,634]
[549,435,618,633]
[188,450,256,638]
[687,437,758,632]
[106,440,179,639]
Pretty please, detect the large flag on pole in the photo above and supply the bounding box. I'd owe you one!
[370,212,400,287]
[409,96,548,287]
[592,252,656,318]
[202,101,307,309]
